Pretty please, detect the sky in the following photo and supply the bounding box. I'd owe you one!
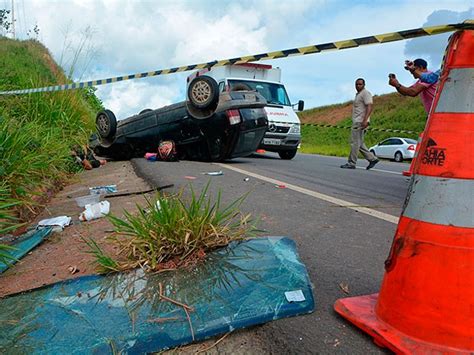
[2,0,473,119]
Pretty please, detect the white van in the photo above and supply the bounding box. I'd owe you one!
[187,63,304,159]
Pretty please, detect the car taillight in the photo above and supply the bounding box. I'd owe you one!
[226,109,241,125]
[407,144,415,151]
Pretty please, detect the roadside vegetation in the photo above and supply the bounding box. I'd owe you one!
[0,36,102,235]
[298,93,426,157]
[86,185,260,273]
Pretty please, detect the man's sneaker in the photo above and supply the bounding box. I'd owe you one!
[340,163,356,169]
[366,159,380,170]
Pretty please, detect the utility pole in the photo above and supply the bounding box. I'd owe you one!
[11,0,15,39]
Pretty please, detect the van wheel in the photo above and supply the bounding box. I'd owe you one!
[187,76,219,110]
[278,149,297,160]
[96,109,117,139]
[394,151,403,162]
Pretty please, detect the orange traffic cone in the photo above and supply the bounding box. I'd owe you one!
[335,28,474,353]
[402,132,423,177]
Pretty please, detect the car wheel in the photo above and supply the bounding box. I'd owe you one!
[370,149,376,156]
[187,76,219,110]
[394,151,403,162]
[96,109,117,139]
[278,149,297,160]
[139,109,153,115]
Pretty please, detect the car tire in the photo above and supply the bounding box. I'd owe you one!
[187,76,219,110]
[96,109,117,139]
[278,149,297,160]
[139,109,153,115]
[394,151,403,162]
[370,149,377,156]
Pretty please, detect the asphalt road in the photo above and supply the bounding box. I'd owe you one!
[133,152,411,354]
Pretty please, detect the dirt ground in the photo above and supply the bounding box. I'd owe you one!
[0,161,154,297]
[299,104,352,125]
[0,160,272,354]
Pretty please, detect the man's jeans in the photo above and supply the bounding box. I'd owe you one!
[348,122,376,165]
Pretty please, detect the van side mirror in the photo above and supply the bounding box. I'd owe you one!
[297,100,304,112]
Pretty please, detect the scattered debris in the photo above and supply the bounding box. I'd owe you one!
[0,228,53,273]
[285,290,306,302]
[275,184,287,189]
[105,188,159,198]
[144,152,157,161]
[89,185,118,195]
[203,171,223,176]
[256,149,266,154]
[0,237,314,353]
[75,194,101,208]
[79,201,110,222]
[68,265,79,274]
[333,339,341,347]
[243,177,250,182]
[339,282,350,294]
[37,216,71,231]
[184,176,197,180]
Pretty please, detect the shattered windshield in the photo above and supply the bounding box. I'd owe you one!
[0,237,314,354]
[228,80,291,106]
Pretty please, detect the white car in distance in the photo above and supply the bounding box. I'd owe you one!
[369,137,417,162]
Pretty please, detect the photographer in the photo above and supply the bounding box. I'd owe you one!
[388,58,438,114]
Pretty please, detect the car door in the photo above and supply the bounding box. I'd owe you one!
[387,138,403,157]
[376,139,392,158]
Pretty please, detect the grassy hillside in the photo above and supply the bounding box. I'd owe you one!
[0,37,102,234]
[298,93,427,157]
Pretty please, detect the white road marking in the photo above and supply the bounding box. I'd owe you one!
[215,163,400,225]
[355,166,403,175]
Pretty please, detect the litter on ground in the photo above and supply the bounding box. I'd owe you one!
[37,216,72,231]
[79,201,110,222]
[0,237,314,353]
[203,171,224,176]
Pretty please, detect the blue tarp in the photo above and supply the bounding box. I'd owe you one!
[0,227,52,273]
[0,236,314,354]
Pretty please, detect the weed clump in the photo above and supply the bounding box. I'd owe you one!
[87,185,260,273]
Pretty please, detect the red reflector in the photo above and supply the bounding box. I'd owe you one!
[407,145,415,151]
[226,109,241,125]
[236,63,272,69]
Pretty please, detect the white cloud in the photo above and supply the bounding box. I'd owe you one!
[404,7,474,69]
[6,0,474,116]
[96,78,180,119]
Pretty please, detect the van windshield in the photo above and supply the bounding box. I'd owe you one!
[228,80,291,106]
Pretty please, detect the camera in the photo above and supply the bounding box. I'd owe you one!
[404,60,414,71]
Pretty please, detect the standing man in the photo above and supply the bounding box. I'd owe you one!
[340,78,379,170]
[388,58,437,114]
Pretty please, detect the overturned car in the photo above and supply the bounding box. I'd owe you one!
[92,76,269,161]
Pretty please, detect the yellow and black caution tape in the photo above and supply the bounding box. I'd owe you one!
[1,21,473,95]
[301,123,417,135]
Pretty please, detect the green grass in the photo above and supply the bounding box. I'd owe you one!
[298,93,427,157]
[87,184,260,273]
[0,244,18,266]
[0,36,102,234]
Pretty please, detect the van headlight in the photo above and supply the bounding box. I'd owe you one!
[289,123,300,134]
